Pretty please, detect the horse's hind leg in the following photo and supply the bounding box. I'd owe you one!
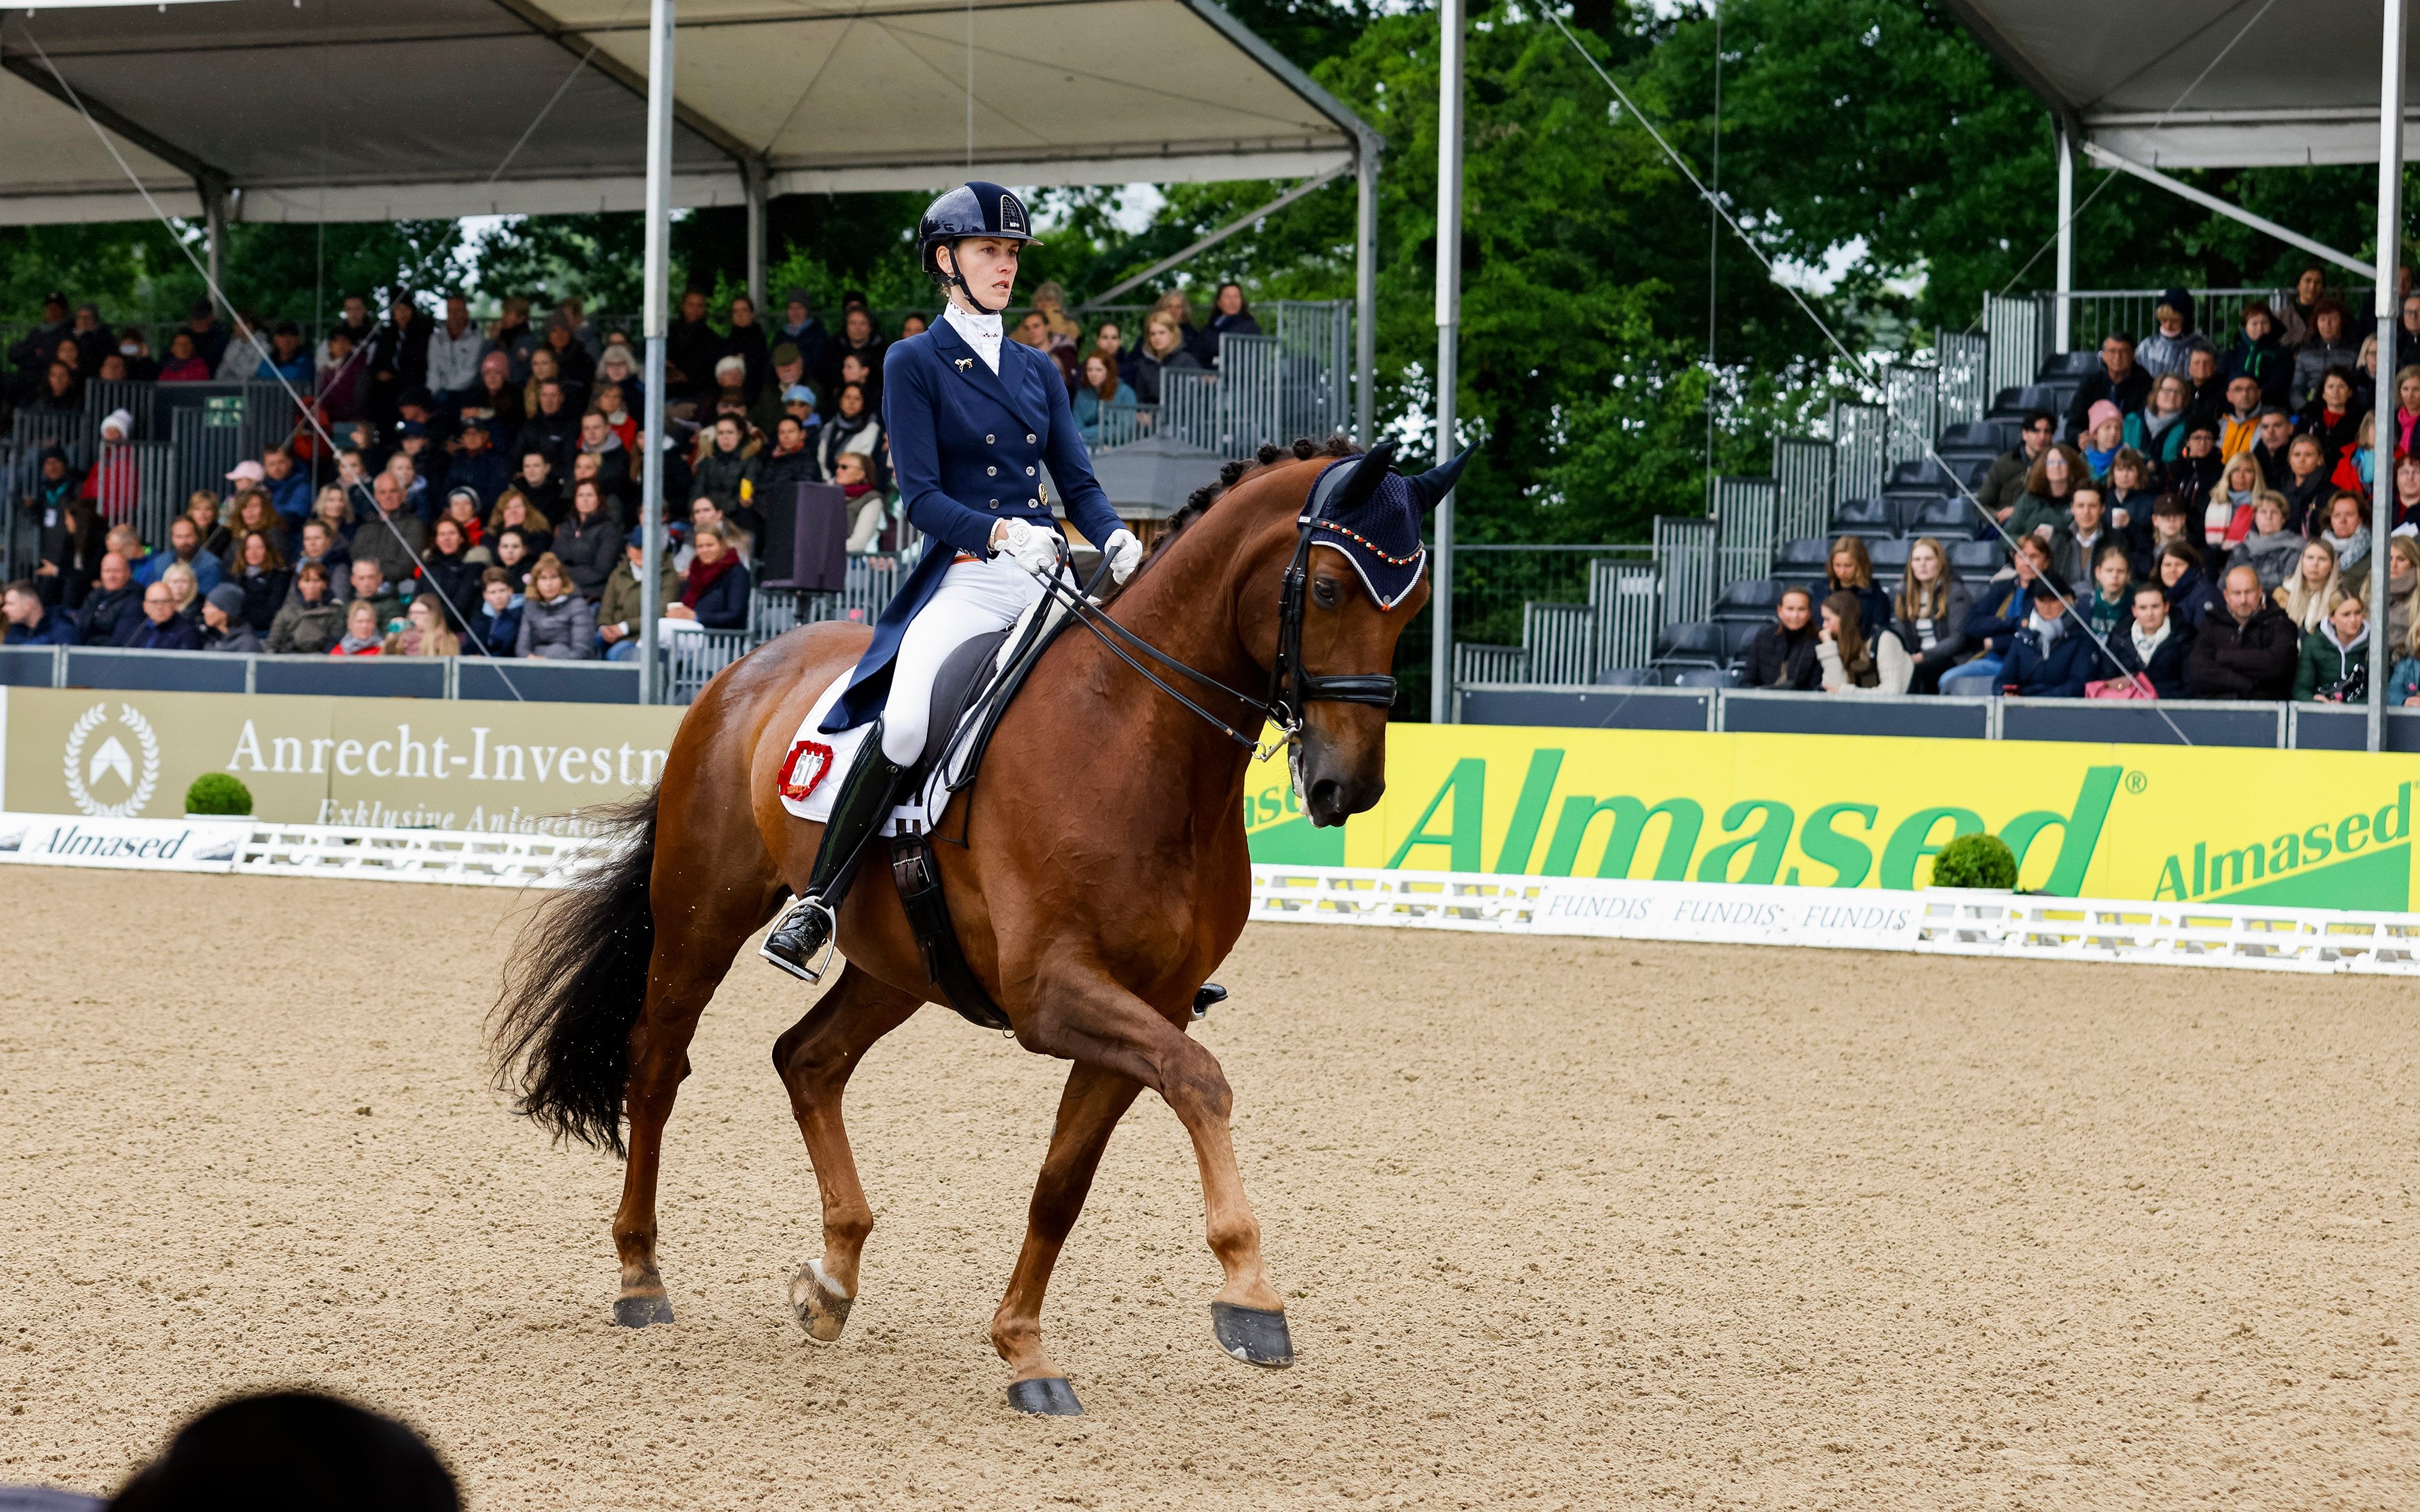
[772,962,923,1341]
[612,869,782,1326]
[988,1061,1143,1413]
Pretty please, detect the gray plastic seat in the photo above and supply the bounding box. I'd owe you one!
[1720,620,1765,663]
[1912,497,1969,533]
[1654,619,1723,663]
[1593,665,1655,687]
[1712,577,1786,622]
[1866,538,1912,572]
[1666,665,1736,689]
[1951,540,2004,575]
[1776,537,1829,572]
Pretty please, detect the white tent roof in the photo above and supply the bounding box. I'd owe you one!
[1941,0,2414,168]
[0,0,1371,225]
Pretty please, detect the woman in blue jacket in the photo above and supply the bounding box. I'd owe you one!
[761,182,1143,981]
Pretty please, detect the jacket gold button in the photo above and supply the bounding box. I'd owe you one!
[986,433,996,444]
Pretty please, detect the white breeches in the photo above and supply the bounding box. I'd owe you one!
[880,551,1045,764]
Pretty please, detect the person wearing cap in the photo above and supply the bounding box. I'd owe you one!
[427,292,486,397]
[778,287,828,380]
[7,291,70,375]
[199,583,264,653]
[448,422,508,510]
[251,321,312,385]
[597,533,681,661]
[759,181,1143,981]
[780,383,821,437]
[1999,572,2094,698]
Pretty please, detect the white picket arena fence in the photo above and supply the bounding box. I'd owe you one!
[6,814,2414,976]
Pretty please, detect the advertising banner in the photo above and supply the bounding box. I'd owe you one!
[0,687,683,833]
[0,812,250,872]
[1242,723,2420,908]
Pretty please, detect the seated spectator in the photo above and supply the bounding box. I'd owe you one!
[2065,333,2149,441]
[2275,537,2343,634]
[2080,400,2126,478]
[331,599,385,656]
[595,349,643,431]
[268,563,345,654]
[351,471,429,588]
[229,530,291,632]
[759,412,820,504]
[517,553,597,659]
[488,490,554,559]
[1074,352,1138,446]
[187,490,233,561]
[2051,483,2117,585]
[598,535,679,661]
[837,452,891,554]
[2165,417,2223,503]
[157,560,204,627]
[2203,451,2264,554]
[816,384,881,485]
[1,579,74,645]
[2392,363,2420,460]
[74,552,140,645]
[2227,493,2302,592]
[2316,490,2371,577]
[419,516,488,623]
[438,487,487,551]
[346,559,403,632]
[2158,540,2222,631]
[2125,488,2190,577]
[118,579,204,650]
[255,320,312,385]
[1895,536,1971,695]
[116,325,159,382]
[2394,452,2420,535]
[2298,364,2363,468]
[2247,406,2295,490]
[472,567,522,658]
[1739,585,1821,689]
[662,522,750,632]
[2290,300,2360,410]
[2293,591,2371,702]
[1814,590,1910,694]
[2076,543,2134,641]
[2106,447,2161,534]
[1133,312,1204,407]
[2224,303,2291,409]
[2102,580,2195,698]
[2001,574,2093,698]
[157,329,209,382]
[198,584,262,653]
[2216,374,2264,458]
[135,516,225,596]
[693,414,761,516]
[317,328,368,421]
[554,478,623,602]
[491,527,536,593]
[1825,536,1892,639]
[1942,534,2055,695]
[2006,444,2083,542]
[81,418,136,522]
[2186,344,2227,423]
[2330,410,2376,500]
[310,482,359,547]
[2354,534,2420,652]
[2136,289,2212,380]
[384,594,460,657]
[385,445,434,521]
[222,492,283,570]
[293,518,351,597]
[1978,410,2054,526]
[2188,564,2301,699]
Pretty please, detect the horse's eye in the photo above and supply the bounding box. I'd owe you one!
[1312,578,1340,607]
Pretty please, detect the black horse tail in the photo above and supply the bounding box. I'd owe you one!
[488,787,659,1157]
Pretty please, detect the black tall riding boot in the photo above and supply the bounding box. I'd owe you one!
[761,722,912,982]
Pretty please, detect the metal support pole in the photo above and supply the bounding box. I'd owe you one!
[2374,0,2406,754]
[638,0,675,705]
[1355,135,1378,448]
[200,175,227,310]
[2053,121,2074,355]
[745,157,768,313]
[1429,0,1464,725]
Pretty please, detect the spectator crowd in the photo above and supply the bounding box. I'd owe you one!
[3,280,1259,657]
[1739,275,2420,707]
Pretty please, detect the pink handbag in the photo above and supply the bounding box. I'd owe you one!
[2085,674,2156,700]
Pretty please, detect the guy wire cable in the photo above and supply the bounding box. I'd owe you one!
[13,21,535,702]
[1544,8,2200,746]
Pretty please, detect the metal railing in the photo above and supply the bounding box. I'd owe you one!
[1828,398,1887,504]
[1712,475,1776,586]
[1937,330,1988,428]
[1982,293,2045,399]
[1773,435,1832,545]
[1652,515,1718,627]
[1883,364,1935,469]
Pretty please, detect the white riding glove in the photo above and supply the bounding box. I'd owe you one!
[996,517,1063,575]
[1102,527,1143,584]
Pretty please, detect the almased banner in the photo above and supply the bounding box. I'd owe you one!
[0,688,682,833]
[1242,724,2420,909]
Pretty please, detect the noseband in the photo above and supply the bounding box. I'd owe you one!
[1028,472,1403,756]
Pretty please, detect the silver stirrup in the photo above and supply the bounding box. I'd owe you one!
[760,896,839,984]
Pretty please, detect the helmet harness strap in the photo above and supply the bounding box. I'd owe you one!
[938,241,1008,318]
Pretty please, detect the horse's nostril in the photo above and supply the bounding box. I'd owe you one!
[1310,778,1343,815]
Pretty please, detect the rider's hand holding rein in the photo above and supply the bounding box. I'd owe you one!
[994,517,1063,575]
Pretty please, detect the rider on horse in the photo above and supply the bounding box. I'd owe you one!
[761,182,1142,981]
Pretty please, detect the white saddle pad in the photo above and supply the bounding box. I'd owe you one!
[774,591,1072,832]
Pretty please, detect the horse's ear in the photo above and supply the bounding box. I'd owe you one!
[1321,437,1396,516]
[1401,444,1475,512]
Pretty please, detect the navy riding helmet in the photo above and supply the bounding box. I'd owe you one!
[919,181,1038,311]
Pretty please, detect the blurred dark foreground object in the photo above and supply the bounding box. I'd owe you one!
[102,1390,459,1512]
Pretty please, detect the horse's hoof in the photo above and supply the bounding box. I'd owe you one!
[1005,1376,1085,1415]
[788,1259,854,1344]
[1209,1300,1294,1367]
[613,1292,675,1328]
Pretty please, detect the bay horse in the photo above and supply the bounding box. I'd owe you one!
[490,436,1444,1413]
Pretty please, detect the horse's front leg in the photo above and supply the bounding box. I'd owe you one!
[988,1061,1144,1413]
[1015,962,1293,1376]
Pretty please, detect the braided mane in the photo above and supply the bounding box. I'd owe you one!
[1134,434,1362,576]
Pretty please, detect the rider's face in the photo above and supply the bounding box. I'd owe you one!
[942,238,1021,310]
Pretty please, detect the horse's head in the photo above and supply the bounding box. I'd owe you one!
[1234,439,1469,828]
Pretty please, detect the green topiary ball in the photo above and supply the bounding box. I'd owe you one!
[1928,832,2017,889]
[184,772,254,817]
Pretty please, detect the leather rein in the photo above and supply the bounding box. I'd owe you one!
[1025,481,1401,759]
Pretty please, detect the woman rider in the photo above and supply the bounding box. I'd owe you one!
[762,182,1142,980]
